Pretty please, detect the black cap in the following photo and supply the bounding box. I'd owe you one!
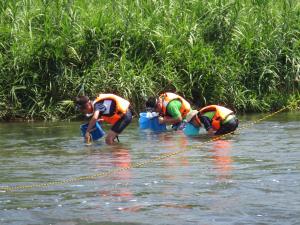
[75,96,89,110]
[145,97,157,111]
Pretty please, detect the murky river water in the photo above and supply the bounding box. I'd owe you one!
[0,112,299,225]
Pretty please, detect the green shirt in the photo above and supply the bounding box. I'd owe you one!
[166,100,182,119]
[203,111,215,120]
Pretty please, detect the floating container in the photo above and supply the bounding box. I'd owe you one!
[139,112,151,129]
[139,112,167,132]
[183,122,200,136]
[150,116,167,132]
[80,121,105,141]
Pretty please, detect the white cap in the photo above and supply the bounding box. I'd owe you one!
[185,110,199,123]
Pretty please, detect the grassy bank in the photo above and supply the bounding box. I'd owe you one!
[0,0,299,120]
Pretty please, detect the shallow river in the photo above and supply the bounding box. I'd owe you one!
[0,112,299,225]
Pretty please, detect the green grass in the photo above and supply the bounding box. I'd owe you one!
[0,0,299,120]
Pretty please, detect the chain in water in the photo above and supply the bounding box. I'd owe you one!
[0,104,295,192]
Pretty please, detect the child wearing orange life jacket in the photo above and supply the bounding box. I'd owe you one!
[185,105,238,135]
[145,92,191,130]
[75,94,132,145]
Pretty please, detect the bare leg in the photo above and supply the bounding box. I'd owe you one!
[105,130,119,145]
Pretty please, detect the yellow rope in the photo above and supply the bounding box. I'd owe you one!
[0,104,295,192]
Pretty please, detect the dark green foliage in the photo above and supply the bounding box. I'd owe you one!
[0,0,299,120]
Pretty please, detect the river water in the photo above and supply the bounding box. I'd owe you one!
[0,112,299,225]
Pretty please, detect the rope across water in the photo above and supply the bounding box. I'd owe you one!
[0,104,296,192]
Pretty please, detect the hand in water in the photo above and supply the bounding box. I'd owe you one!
[207,128,215,135]
[85,132,92,145]
[158,116,164,124]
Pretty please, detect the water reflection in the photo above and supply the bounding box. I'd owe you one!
[87,146,134,203]
[0,112,299,225]
[210,139,233,181]
[158,132,190,169]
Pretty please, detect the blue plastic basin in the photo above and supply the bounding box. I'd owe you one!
[150,117,167,132]
[139,112,151,129]
[183,123,200,136]
[80,121,105,141]
[139,112,167,132]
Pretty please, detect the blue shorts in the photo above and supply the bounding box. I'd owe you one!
[111,109,132,134]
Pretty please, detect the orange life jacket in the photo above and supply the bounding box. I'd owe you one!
[93,94,130,125]
[160,92,191,118]
[199,105,234,130]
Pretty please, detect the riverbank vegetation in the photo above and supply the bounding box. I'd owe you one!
[0,0,299,120]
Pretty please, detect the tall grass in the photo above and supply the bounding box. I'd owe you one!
[0,0,299,120]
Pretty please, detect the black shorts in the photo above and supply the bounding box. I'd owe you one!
[111,109,132,134]
[215,117,239,135]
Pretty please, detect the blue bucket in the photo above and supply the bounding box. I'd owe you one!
[150,117,167,132]
[80,121,105,141]
[183,123,200,136]
[139,112,151,129]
